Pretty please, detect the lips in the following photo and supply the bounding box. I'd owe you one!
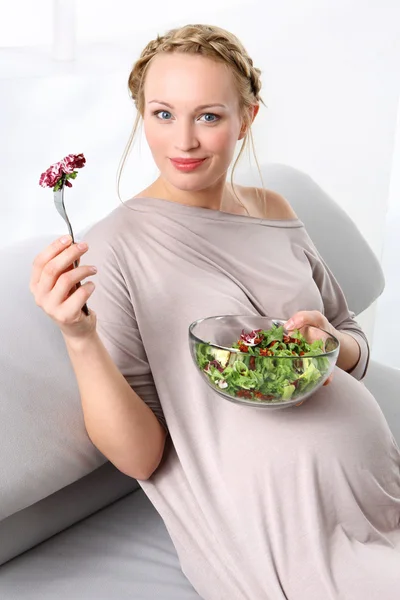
[170,158,206,164]
[170,157,207,172]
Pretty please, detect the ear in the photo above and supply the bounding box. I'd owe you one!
[238,104,260,140]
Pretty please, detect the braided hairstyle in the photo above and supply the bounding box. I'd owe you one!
[117,24,266,213]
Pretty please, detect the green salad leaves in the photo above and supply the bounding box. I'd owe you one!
[195,323,331,403]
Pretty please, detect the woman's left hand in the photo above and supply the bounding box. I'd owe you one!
[284,310,336,388]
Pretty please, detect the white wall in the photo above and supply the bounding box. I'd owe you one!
[371,94,400,368]
[1,0,399,364]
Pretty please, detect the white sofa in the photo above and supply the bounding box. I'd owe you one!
[0,163,399,599]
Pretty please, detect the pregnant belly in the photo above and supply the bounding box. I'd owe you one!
[203,367,400,595]
[218,366,400,535]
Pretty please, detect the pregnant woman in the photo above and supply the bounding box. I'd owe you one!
[30,23,400,600]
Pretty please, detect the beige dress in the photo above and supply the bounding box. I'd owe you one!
[84,196,400,600]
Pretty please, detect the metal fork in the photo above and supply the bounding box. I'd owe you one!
[54,187,89,316]
[272,319,289,333]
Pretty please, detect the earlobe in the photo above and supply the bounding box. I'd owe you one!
[238,125,247,141]
[238,104,259,140]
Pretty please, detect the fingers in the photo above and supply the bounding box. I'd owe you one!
[285,310,327,333]
[285,310,319,330]
[31,237,89,296]
[30,235,73,290]
[31,258,97,325]
[323,373,334,386]
[53,279,96,325]
[51,264,97,307]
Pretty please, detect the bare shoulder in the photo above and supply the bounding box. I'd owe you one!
[238,185,298,220]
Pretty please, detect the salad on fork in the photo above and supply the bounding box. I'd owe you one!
[39,153,89,315]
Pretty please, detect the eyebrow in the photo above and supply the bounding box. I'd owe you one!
[148,100,228,110]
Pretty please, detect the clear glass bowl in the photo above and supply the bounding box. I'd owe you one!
[188,315,340,409]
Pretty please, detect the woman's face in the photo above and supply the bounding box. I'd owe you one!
[142,53,252,195]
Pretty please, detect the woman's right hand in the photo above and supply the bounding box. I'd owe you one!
[30,235,98,341]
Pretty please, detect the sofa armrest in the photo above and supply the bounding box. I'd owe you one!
[363,359,400,447]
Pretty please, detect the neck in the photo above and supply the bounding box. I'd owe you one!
[149,176,230,211]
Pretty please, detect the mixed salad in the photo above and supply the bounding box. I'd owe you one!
[195,323,331,403]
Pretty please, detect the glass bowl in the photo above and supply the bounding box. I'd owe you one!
[188,315,340,409]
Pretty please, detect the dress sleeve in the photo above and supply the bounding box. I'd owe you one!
[84,234,169,433]
[301,230,370,381]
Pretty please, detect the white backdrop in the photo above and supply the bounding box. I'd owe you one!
[1,0,399,366]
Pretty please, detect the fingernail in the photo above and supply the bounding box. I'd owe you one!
[285,320,295,329]
[60,235,71,244]
[78,242,88,250]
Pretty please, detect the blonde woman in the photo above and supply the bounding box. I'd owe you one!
[30,24,400,600]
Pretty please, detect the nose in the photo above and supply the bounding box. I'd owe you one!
[174,119,200,152]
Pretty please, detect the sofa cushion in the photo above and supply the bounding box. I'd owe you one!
[0,235,112,523]
[363,359,400,448]
[0,487,200,600]
[0,461,138,566]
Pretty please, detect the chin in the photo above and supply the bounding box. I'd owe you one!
[163,171,212,193]
[171,179,209,192]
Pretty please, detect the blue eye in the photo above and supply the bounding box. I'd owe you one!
[154,110,172,120]
[200,113,219,123]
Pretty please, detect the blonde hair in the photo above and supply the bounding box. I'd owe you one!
[116,23,267,215]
